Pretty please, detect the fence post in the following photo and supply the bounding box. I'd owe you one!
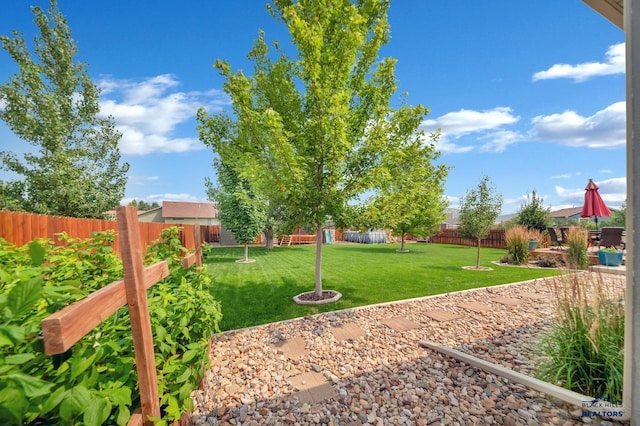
[116,206,160,424]
[194,224,202,267]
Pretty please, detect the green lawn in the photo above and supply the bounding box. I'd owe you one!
[203,243,560,331]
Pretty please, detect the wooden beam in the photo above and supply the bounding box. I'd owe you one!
[182,252,197,269]
[419,341,624,417]
[41,261,169,355]
[117,206,161,424]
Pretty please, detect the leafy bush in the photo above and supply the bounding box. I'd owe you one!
[537,273,624,401]
[0,228,221,425]
[514,190,551,231]
[565,226,589,269]
[505,225,529,265]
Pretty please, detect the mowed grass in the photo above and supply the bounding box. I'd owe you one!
[204,243,560,331]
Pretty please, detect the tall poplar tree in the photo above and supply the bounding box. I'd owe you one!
[0,0,129,218]
[206,160,266,263]
[198,0,446,297]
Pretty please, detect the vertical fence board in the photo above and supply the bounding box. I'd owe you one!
[117,206,160,424]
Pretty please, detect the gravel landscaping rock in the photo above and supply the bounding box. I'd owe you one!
[191,273,628,425]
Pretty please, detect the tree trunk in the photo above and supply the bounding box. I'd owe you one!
[315,225,323,297]
[244,243,249,262]
[263,226,274,250]
[400,232,406,251]
[476,238,481,268]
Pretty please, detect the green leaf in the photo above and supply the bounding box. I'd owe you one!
[175,367,192,384]
[4,353,35,365]
[108,387,131,407]
[70,351,97,380]
[0,387,27,425]
[6,276,42,319]
[6,373,53,398]
[181,348,199,364]
[83,397,111,426]
[40,386,66,415]
[115,406,130,426]
[0,326,25,347]
[59,385,91,420]
[29,240,46,266]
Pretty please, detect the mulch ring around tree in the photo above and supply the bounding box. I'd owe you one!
[293,290,342,305]
[461,266,493,271]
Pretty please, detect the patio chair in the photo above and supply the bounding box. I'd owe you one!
[547,227,564,249]
[597,227,625,250]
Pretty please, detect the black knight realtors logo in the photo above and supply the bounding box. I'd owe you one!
[581,397,624,418]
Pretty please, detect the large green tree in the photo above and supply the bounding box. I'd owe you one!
[458,176,503,269]
[207,159,267,262]
[515,189,551,232]
[0,0,129,218]
[367,137,448,252]
[198,0,445,297]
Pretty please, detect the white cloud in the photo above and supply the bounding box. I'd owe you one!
[533,43,625,82]
[421,107,521,153]
[551,173,576,180]
[530,102,625,148]
[128,175,160,185]
[97,74,230,155]
[555,177,626,208]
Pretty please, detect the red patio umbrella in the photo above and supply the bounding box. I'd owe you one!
[581,179,611,227]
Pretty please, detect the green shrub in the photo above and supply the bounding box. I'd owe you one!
[505,225,529,265]
[565,226,589,269]
[537,273,624,401]
[0,228,221,425]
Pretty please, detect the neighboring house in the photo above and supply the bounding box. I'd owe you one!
[550,207,583,225]
[137,201,219,226]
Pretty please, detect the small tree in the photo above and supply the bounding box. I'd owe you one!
[366,140,448,252]
[515,189,551,232]
[458,176,503,269]
[207,160,266,262]
[0,1,129,218]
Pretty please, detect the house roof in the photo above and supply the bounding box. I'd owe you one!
[161,201,217,219]
[550,207,583,219]
[583,0,623,29]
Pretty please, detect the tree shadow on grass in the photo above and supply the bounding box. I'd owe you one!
[213,276,365,331]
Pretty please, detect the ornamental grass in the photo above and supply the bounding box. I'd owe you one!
[536,272,624,401]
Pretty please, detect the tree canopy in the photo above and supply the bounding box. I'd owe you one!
[206,159,266,262]
[127,200,160,211]
[198,0,447,296]
[0,0,128,218]
[514,189,551,231]
[458,176,503,269]
[366,138,448,252]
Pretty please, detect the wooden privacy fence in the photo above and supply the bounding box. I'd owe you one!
[41,206,203,426]
[430,228,507,249]
[0,210,220,253]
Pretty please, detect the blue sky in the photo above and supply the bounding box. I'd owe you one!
[0,1,626,215]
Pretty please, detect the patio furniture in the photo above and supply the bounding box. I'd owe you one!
[597,227,625,250]
[547,227,564,249]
